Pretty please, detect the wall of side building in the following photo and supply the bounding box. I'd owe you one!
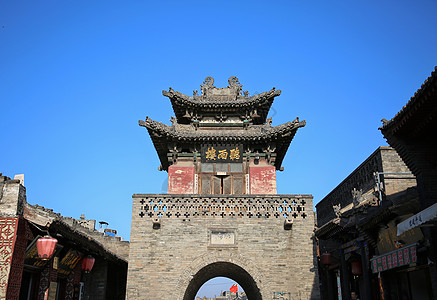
[316,146,416,228]
[315,147,420,300]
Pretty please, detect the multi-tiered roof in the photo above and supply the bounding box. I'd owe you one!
[140,76,305,170]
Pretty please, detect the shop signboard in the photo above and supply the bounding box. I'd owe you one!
[58,249,82,276]
[397,202,437,236]
[370,243,417,273]
[336,271,342,300]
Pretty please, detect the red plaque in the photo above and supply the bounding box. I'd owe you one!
[168,166,195,194]
[249,166,277,194]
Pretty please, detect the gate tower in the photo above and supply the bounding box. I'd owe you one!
[128,77,320,300]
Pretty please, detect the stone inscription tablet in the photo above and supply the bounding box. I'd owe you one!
[210,231,235,245]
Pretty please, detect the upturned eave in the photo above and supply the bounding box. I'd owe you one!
[139,117,305,171]
[163,88,281,124]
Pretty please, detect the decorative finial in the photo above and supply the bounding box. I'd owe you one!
[200,77,215,96]
[333,204,341,217]
[170,116,177,126]
[228,76,240,87]
[352,188,363,207]
[204,77,214,86]
[227,76,243,96]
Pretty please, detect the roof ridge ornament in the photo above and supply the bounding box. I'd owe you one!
[200,77,215,96]
[198,76,245,98]
[227,76,243,96]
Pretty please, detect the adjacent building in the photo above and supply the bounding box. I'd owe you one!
[380,67,437,298]
[0,173,128,300]
[316,67,437,299]
[315,147,427,299]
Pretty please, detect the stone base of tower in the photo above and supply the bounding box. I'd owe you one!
[127,194,320,300]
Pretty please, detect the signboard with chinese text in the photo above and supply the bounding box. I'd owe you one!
[397,202,437,236]
[48,282,58,300]
[201,145,243,163]
[336,271,342,299]
[370,243,417,273]
[58,249,82,276]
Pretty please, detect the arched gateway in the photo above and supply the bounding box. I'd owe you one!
[127,77,320,299]
[181,261,262,300]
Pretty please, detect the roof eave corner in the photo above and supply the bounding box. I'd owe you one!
[162,87,175,98]
[139,117,154,128]
[264,87,282,98]
[379,66,437,135]
[251,88,281,101]
[378,118,391,132]
[273,88,281,97]
[162,88,192,102]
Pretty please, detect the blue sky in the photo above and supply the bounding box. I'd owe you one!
[196,278,242,299]
[1,1,437,297]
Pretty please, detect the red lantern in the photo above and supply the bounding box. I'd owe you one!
[321,252,332,265]
[37,236,58,260]
[81,255,95,273]
[351,261,362,275]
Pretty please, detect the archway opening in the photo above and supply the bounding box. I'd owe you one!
[196,277,245,299]
[183,262,262,300]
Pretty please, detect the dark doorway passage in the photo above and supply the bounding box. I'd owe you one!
[183,262,262,300]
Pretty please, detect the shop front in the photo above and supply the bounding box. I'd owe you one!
[371,243,433,299]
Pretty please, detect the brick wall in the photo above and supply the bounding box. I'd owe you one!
[127,194,320,300]
[380,147,416,200]
[83,258,107,300]
[0,176,26,217]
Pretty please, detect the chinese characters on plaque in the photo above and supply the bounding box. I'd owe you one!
[370,243,417,273]
[201,145,243,163]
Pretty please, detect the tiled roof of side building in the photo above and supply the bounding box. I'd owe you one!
[380,66,437,133]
